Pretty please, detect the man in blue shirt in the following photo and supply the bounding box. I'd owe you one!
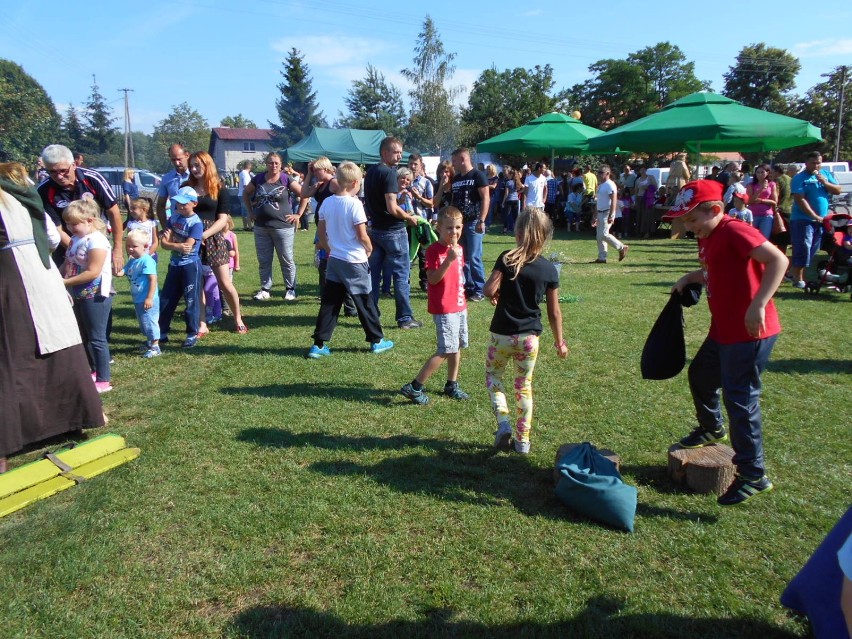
[789,151,842,288]
[156,143,191,229]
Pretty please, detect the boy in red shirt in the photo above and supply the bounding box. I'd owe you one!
[400,207,470,404]
[666,180,787,505]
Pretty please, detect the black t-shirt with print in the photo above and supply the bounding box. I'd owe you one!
[489,250,559,336]
[451,168,488,222]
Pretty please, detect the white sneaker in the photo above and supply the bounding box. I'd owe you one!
[513,439,531,454]
[253,289,271,300]
[494,421,512,450]
[284,290,297,301]
[793,280,806,289]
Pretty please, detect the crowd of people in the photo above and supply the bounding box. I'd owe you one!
[0,137,847,511]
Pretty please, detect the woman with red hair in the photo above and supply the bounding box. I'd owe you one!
[185,151,247,334]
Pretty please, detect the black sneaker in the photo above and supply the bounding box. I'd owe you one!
[717,475,773,506]
[678,425,727,448]
[398,319,423,329]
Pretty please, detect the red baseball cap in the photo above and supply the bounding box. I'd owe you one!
[663,180,724,219]
[732,191,749,203]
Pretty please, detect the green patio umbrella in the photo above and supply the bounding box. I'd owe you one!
[588,92,822,154]
[476,112,606,163]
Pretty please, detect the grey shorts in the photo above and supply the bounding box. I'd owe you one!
[434,310,468,354]
[326,257,372,295]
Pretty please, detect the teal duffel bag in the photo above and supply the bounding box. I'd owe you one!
[555,442,637,532]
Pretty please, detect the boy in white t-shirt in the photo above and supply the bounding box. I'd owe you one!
[307,162,394,358]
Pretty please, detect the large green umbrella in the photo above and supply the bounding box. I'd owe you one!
[476,112,606,159]
[588,92,822,154]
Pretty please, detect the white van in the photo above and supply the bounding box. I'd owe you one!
[790,161,850,174]
[645,168,670,190]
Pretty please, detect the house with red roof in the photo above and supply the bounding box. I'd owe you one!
[208,127,276,172]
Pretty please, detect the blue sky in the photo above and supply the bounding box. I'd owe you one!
[2,0,850,142]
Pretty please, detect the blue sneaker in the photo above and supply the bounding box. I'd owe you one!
[370,338,394,354]
[307,344,331,359]
[181,336,198,349]
[142,345,162,359]
[400,382,429,405]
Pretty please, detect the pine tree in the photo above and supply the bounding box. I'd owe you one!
[62,104,85,151]
[82,75,118,157]
[269,48,326,148]
[337,64,406,139]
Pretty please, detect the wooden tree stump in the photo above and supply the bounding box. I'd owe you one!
[553,443,621,485]
[667,444,735,495]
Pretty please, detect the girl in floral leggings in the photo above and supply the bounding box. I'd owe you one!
[483,207,569,454]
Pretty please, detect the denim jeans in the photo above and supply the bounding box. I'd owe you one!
[688,335,777,478]
[461,220,485,296]
[159,260,201,338]
[753,215,774,240]
[790,218,823,268]
[134,297,161,343]
[368,226,414,324]
[254,225,296,292]
[73,295,112,381]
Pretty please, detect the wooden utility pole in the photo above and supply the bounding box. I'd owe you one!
[119,88,135,168]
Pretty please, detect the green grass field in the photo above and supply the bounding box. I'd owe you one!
[1,226,849,638]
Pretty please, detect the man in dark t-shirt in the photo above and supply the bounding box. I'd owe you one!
[435,147,490,301]
[38,144,123,273]
[364,137,423,329]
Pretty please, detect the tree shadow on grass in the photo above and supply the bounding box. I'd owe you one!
[223,383,395,405]
[235,313,319,329]
[768,358,851,375]
[773,290,848,304]
[229,596,801,639]
[237,429,716,527]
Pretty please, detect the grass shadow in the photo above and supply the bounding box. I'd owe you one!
[229,596,800,638]
[768,358,852,375]
[223,383,395,405]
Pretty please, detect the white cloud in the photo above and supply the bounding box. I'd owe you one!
[271,35,389,67]
[522,9,543,16]
[792,38,852,57]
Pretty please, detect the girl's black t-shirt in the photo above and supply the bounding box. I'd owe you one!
[489,250,559,336]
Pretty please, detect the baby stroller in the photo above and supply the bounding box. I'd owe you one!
[805,211,851,297]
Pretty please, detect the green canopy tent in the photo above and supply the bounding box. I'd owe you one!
[476,112,607,167]
[588,92,822,155]
[282,127,410,164]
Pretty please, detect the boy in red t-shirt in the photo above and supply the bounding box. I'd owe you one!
[400,207,470,404]
[665,180,787,505]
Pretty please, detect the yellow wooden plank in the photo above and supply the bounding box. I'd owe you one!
[0,434,127,499]
[0,447,141,519]
[0,477,74,518]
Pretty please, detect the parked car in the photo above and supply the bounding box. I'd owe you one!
[92,167,161,205]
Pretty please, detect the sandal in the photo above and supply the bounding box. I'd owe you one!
[235,324,248,334]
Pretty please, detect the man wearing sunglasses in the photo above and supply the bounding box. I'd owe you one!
[37,144,124,274]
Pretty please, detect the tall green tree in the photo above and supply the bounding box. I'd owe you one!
[81,75,119,158]
[401,16,460,155]
[628,42,707,110]
[788,66,852,162]
[0,58,61,163]
[62,104,85,151]
[269,48,326,148]
[151,102,210,173]
[565,43,707,131]
[461,65,557,146]
[337,64,406,139]
[723,43,801,113]
[220,114,257,128]
[565,59,648,131]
